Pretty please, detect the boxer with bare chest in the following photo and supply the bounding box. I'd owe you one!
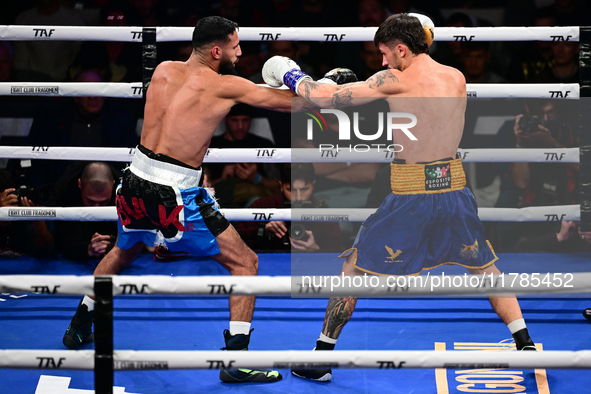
[63,16,298,384]
[262,13,537,382]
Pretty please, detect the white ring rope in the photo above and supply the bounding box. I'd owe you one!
[0,25,579,42]
[0,147,580,163]
[2,82,142,98]
[0,82,579,98]
[0,272,588,297]
[1,349,590,370]
[0,205,580,222]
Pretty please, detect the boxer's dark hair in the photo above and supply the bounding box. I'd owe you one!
[374,14,428,55]
[192,16,239,51]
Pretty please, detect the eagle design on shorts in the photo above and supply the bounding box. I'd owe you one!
[385,246,402,261]
[460,240,479,259]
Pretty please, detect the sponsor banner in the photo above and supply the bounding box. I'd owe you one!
[435,341,550,394]
[0,83,143,98]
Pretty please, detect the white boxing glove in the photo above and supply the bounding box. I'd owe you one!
[262,55,312,93]
[408,13,435,48]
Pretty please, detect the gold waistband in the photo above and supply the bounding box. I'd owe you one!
[390,158,466,195]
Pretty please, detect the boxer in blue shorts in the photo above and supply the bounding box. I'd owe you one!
[344,157,499,276]
[115,144,229,256]
[262,13,538,382]
[62,16,303,383]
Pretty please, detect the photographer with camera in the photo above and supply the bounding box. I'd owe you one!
[53,162,119,261]
[495,99,579,250]
[0,170,53,258]
[234,163,341,252]
[511,100,578,206]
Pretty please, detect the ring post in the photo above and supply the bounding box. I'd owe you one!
[94,276,114,394]
[580,26,591,231]
[142,27,157,99]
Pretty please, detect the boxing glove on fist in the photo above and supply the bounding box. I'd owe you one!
[262,56,312,93]
[318,68,358,85]
[408,13,435,48]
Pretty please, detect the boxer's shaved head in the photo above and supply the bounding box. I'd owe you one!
[192,16,239,52]
[374,14,428,55]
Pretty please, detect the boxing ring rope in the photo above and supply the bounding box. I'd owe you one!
[0,204,581,222]
[0,22,589,393]
[1,273,589,296]
[0,146,580,163]
[0,82,580,98]
[0,25,580,42]
[2,349,591,370]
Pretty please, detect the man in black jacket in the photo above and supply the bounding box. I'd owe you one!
[53,162,119,261]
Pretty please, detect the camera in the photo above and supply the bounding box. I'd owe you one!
[9,184,57,206]
[283,200,314,243]
[518,115,545,134]
[289,223,309,242]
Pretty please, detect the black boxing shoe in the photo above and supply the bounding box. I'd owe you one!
[512,328,537,351]
[219,329,282,383]
[63,300,94,350]
[291,340,334,382]
[583,308,591,322]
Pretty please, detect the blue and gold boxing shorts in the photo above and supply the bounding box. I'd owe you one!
[342,157,498,276]
[115,145,229,256]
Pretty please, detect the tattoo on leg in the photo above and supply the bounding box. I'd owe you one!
[322,297,358,339]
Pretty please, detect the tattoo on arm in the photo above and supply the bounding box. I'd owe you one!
[300,80,321,105]
[366,70,399,90]
[322,297,358,339]
[331,88,353,108]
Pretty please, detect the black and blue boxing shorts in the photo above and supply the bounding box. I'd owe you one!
[341,157,498,276]
[115,145,229,256]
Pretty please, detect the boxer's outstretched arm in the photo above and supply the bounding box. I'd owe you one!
[221,75,300,112]
[298,69,404,109]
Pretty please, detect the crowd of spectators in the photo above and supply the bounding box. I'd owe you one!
[1,0,590,259]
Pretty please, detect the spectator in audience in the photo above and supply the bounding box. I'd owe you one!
[461,42,506,83]
[333,0,388,79]
[234,163,341,252]
[253,0,296,27]
[128,0,169,27]
[12,0,86,81]
[205,0,257,27]
[384,0,442,25]
[538,0,590,26]
[69,2,142,83]
[0,170,53,258]
[547,41,579,83]
[250,41,316,83]
[236,42,264,81]
[431,12,473,70]
[53,162,119,261]
[209,104,280,207]
[505,8,556,83]
[0,42,14,82]
[494,99,578,251]
[292,103,385,208]
[515,220,591,253]
[25,70,138,185]
[289,0,348,76]
[249,40,316,148]
[359,41,385,80]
